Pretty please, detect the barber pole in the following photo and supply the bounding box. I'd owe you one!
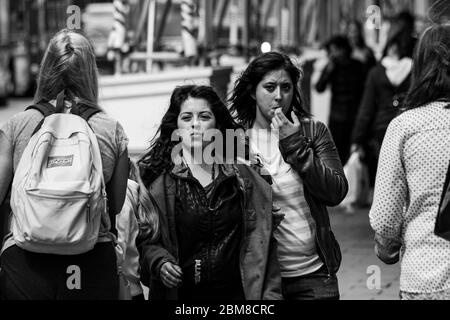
[229,0,239,47]
[181,0,199,58]
[107,0,130,75]
[107,0,129,59]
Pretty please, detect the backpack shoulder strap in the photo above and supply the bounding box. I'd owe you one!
[26,102,56,136]
[26,102,55,118]
[71,104,101,123]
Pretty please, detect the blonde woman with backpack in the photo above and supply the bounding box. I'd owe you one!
[0,29,129,300]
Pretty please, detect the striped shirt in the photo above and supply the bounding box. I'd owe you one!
[249,129,323,277]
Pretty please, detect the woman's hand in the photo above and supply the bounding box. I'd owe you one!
[351,144,365,158]
[160,262,183,288]
[271,110,301,140]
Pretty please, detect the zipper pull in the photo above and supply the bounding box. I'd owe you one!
[103,193,108,213]
[87,203,91,222]
[194,259,201,284]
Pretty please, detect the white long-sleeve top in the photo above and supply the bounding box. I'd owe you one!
[370,101,450,294]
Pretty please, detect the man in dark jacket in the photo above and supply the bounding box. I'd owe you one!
[316,36,366,165]
[351,21,415,187]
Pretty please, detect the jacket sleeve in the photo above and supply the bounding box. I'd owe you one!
[137,180,177,287]
[352,68,378,145]
[262,234,283,300]
[374,233,401,265]
[315,63,334,93]
[279,121,348,207]
[139,239,176,287]
[369,116,406,246]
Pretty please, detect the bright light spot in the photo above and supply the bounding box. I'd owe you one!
[261,42,272,53]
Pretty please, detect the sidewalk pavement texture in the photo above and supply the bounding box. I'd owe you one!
[330,206,400,300]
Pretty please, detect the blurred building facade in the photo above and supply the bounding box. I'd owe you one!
[0,0,439,97]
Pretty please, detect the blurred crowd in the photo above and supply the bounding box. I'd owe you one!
[314,11,417,208]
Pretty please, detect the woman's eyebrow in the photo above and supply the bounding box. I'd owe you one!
[263,80,292,84]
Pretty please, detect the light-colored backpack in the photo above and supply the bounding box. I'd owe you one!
[10,92,107,255]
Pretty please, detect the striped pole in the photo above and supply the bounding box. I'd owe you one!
[181,0,199,58]
[109,0,129,51]
[107,0,130,74]
[147,0,156,72]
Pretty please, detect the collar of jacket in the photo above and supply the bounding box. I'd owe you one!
[169,162,238,180]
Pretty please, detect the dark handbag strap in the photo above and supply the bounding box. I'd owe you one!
[27,90,101,136]
[0,185,12,244]
[435,161,450,240]
[26,102,57,136]
[56,89,101,122]
[26,101,56,117]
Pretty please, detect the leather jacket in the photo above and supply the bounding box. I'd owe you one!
[278,119,348,275]
[138,164,282,300]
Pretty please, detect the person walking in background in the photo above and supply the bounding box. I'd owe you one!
[387,11,417,45]
[0,29,129,299]
[351,21,416,188]
[230,52,347,300]
[370,24,450,300]
[315,36,366,164]
[137,85,282,301]
[346,20,377,77]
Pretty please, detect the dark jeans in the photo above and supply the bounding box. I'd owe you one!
[281,265,340,300]
[0,242,118,300]
[362,132,385,187]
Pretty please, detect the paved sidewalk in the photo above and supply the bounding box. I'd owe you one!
[330,207,400,300]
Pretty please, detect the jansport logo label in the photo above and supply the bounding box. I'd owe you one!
[47,155,74,168]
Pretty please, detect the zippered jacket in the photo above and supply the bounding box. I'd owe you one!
[138,164,283,300]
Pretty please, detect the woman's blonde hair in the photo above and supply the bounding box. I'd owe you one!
[128,160,160,244]
[34,29,99,108]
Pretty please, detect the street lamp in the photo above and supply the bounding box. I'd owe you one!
[261,42,271,53]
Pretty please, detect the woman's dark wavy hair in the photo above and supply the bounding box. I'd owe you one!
[128,160,160,244]
[402,24,450,111]
[324,35,353,58]
[138,85,243,187]
[229,52,311,129]
[382,29,416,59]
